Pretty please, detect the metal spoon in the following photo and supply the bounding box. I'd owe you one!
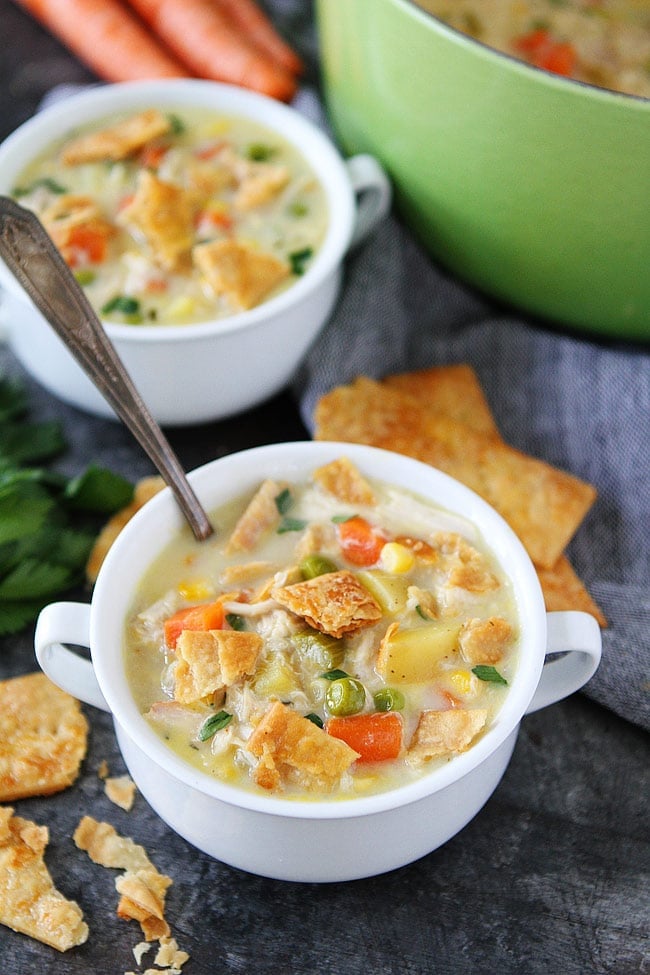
[0,196,214,541]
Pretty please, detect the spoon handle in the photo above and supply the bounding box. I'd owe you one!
[0,196,213,541]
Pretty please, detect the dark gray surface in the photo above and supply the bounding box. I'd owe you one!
[1,4,649,973]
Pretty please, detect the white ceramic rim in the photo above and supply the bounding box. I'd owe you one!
[399,0,650,105]
[0,79,356,342]
[90,441,546,821]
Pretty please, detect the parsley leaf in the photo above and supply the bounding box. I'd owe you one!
[472,665,508,685]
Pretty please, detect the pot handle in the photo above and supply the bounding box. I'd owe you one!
[34,601,110,712]
[346,154,392,248]
[525,611,602,715]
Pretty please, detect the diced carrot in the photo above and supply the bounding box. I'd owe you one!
[194,141,227,161]
[441,690,461,710]
[139,143,170,169]
[215,0,304,76]
[14,0,190,82]
[514,28,576,77]
[337,516,386,567]
[327,712,403,762]
[64,224,109,266]
[164,600,225,649]
[124,0,298,101]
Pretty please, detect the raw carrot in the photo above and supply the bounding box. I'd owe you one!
[215,0,304,76]
[164,600,225,649]
[337,516,386,567]
[13,0,191,82]
[327,712,403,762]
[124,0,297,101]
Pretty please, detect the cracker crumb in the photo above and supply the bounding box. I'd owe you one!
[105,774,137,811]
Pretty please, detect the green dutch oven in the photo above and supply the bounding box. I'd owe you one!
[316,0,650,341]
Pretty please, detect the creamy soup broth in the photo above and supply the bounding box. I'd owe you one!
[13,107,328,325]
[124,459,520,801]
[417,0,650,97]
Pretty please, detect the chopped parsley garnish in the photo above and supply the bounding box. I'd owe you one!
[226,613,246,631]
[167,113,185,135]
[101,295,141,316]
[289,247,314,276]
[274,487,293,514]
[277,516,307,534]
[305,712,324,728]
[320,669,349,681]
[246,143,276,161]
[472,665,508,685]
[198,710,233,741]
[13,177,68,197]
[331,513,357,524]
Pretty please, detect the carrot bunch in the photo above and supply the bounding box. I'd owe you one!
[13,0,303,101]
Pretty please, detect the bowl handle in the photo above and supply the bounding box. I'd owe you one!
[345,154,392,248]
[34,601,110,712]
[525,611,602,715]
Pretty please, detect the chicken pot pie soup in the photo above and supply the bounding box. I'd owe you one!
[124,458,520,801]
[417,0,650,98]
[12,107,328,325]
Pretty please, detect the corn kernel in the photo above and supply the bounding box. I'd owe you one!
[178,579,213,601]
[380,541,415,574]
[448,669,473,695]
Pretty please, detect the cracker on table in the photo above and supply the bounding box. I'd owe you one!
[0,672,88,802]
[382,365,606,625]
[314,377,596,570]
[105,774,137,812]
[385,364,501,437]
[0,806,88,952]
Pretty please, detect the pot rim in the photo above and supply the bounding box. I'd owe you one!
[399,0,650,105]
[90,441,547,822]
[0,78,356,343]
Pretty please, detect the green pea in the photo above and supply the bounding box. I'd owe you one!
[373,687,405,712]
[299,554,338,579]
[325,677,366,716]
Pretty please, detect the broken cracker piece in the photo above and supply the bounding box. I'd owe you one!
[0,806,88,952]
[105,774,137,811]
[74,816,153,872]
[272,569,382,638]
[0,672,88,802]
[407,709,488,765]
[193,238,290,310]
[61,109,171,165]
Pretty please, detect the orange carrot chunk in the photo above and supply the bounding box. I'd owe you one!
[215,0,304,76]
[164,600,225,649]
[337,516,386,567]
[14,0,191,82]
[327,712,403,762]
[124,0,298,101]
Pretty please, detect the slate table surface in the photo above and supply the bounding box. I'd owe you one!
[1,4,648,973]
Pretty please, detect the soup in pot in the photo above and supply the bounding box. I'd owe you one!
[417,0,650,97]
[12,107,328,325]
[124,457,520,801]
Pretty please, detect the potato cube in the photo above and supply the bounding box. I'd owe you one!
[376,621,461,683]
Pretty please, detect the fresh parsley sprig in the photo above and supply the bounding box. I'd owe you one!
[0,376,135,636]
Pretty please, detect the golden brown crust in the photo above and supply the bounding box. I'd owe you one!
[248,701,358,792]
[225,479,287,554]
[385,364,501,437]
[0,807,88,952]
[120,170,197,270]
[0,672,88,802]
[314,377,596,569]
[272,569,382,638]
[61,109,171,165]
[459,617,514,666]
[312,456,377,506]
[407,709,488,764]
[537,556,608,627]
[193,238,290,310]
[174,629,263,703]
